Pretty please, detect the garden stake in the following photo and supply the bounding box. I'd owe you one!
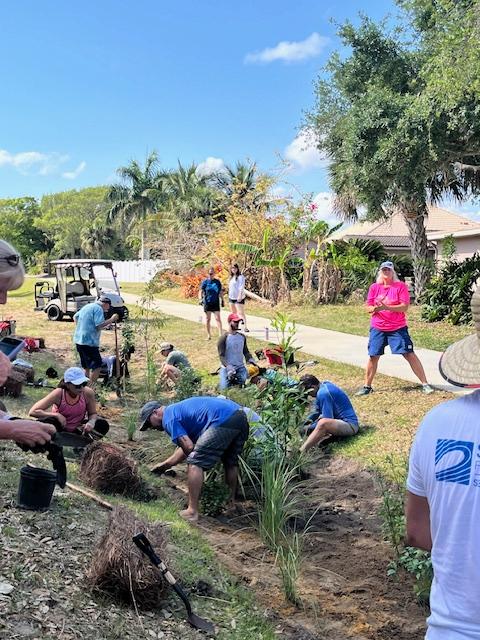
[132,533,215,635]
[113,322,122,398]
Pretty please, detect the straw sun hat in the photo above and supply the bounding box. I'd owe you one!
[439,288,480,388]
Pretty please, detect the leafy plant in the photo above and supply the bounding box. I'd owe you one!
[124,410,137,442]
[200,468,230,516]
[421,253,480,324]
[173,367,202,401]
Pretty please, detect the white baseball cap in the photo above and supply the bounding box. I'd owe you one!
[64,367,89,385]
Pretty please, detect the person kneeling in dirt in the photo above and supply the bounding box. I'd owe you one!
[139,396,249,522]
[29,367,109,438]
[217,313,256,390]
[298,375,359,453]
[158,342,191,385]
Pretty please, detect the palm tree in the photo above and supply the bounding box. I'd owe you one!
[107,151,165,258]
[165,162,221,223]
[81,218,117,258]
[212,161,266,212]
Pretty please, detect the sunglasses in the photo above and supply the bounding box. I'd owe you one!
[0,255,20,266]
[70,382,88,389]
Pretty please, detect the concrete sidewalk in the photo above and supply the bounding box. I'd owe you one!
[122,293,461,393]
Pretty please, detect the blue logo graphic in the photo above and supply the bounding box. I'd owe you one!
[435,439,473,485]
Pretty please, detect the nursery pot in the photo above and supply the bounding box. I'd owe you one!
[17,466,57,511]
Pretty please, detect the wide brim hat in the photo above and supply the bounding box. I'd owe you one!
[439,289,480,388]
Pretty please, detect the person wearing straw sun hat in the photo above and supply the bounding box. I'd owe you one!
[406,288,480,639]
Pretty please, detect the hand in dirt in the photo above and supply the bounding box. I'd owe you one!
[150,462,169,475]
[0,351,12,386]
[7,420,56,447]
[82,422,94,433]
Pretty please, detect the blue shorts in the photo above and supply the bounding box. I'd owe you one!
[368,327,414,356]
[76,344,102,370]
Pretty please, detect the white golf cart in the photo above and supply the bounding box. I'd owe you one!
[34,259,128,321]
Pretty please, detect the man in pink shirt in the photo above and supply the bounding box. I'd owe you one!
[356,261,434,396]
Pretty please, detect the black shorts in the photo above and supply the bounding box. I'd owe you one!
[229,298,245,305]
[76,344,102,370]
[186,410,249,470]
[204,302,220,313]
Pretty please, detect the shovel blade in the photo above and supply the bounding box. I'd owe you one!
[187,612,215,635]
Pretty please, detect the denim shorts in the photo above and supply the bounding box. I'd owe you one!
[368,327,414,356]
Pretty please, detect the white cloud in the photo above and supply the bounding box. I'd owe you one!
[196,156,226,177]
[62,161,87,180]
[245,32,328,64]
[284,130,328,172]
[311,192,340,225]
[0,148,70,175]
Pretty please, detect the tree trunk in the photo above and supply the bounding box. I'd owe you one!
[400,204,432,302]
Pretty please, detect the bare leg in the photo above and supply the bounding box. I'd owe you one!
[300,418,355,453]
[230,302,236,312]
[224,464,239,505]
[235,303,248,330]
[365,356,380,386]
[205,311,212,339]
[213,311,223,336]
[180,464,204,522]
[403,353,428,384]
[89,368,101,386]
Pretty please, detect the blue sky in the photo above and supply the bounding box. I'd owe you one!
[1,0,477,221]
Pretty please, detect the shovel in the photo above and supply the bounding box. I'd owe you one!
[132,533,215,635]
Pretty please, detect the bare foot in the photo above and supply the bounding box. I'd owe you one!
[180,509,199,523]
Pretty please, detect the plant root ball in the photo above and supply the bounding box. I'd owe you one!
[79,441,153,500]
[87,506,168,608]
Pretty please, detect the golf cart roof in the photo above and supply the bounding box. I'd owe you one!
[49,259,114,267]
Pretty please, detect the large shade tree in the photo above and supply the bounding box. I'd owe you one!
[307,3,480,299]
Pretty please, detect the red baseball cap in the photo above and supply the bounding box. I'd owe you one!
[227,313,243,323]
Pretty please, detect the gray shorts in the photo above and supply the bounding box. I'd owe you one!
[186,410,249,470]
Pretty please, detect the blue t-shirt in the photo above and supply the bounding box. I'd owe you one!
[73,302,105,347]
[162,396,240,444]
[315,381,358,426]
[201,278,222,304]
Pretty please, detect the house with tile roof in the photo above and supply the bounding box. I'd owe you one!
[329,206,480,261]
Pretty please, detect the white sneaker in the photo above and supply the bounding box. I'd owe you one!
[422,384,434,394]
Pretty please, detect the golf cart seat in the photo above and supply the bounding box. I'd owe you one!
[66,281,87,297]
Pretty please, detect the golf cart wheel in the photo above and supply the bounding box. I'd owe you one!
[46,305,63,321]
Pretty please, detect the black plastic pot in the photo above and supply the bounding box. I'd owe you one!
[17,466,57,511]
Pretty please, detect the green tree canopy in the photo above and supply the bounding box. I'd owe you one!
[307,3,480,298]
[0,197,49,264]
[36,186,120,258]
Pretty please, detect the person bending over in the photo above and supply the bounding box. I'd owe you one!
[139,396,249,522]
[29,367,109,437]
[299,374,359,452]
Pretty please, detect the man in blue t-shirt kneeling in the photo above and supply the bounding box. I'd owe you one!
[298,375,359,453]
[139,396,249,522]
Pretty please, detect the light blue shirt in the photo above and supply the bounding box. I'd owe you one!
[73,302,105,346]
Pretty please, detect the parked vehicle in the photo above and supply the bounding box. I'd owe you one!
[34,259,128,321]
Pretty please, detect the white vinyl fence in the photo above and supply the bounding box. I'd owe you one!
[112,259,169,283]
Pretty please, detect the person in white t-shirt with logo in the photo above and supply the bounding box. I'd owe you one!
[406,288,480,639]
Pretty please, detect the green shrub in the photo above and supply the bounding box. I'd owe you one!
[421,253,480,324]
[200,468,230,516]
[173,366,202,401]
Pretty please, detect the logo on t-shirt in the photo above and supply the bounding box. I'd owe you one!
[435,438,473,485]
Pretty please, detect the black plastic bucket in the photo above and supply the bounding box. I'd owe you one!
[17,466,57,511]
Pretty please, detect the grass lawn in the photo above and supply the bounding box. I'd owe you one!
[11,278,452,478]
[119,282,472,352]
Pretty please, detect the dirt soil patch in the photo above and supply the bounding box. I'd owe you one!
[163,452,426,640]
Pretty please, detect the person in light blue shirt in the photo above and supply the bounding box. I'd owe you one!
[139,396,249,522]
[73,296,119,384]
[299,375,359,453]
